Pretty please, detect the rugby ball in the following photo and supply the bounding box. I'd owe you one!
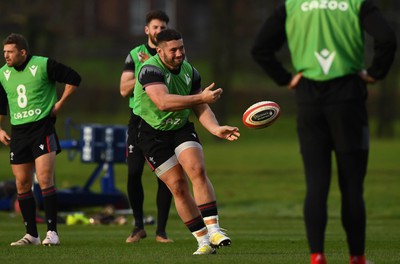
[242,101,280,129]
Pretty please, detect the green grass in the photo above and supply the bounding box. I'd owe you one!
[0,116,400,263]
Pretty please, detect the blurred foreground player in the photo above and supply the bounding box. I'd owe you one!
[251,1,396,263]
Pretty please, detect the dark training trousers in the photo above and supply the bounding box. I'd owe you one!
[295,75,369,255]
[127,112,172,235]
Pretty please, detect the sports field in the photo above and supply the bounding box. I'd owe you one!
[0,116,399,263]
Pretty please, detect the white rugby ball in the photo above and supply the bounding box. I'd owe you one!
[242,101,280,129]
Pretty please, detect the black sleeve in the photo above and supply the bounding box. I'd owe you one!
[138,65,165,88]
[0,83,8,115]
[360,0,397,80]
[251,4,292,86]
[122,53,135,72]
[47,59,82,86]
[191,67,201,94]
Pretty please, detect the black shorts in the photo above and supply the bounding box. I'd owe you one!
[137,119,201,174]
[126,111,144,159]
[127,111,141,148]
[296,75,369,153]
[10,116,61,164]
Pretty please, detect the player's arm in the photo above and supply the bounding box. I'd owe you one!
[140,65,222,111]
[193,103,240,141]
[146,82,222,111]
[47,59,81,116]
[251,4,292,86]
[0,83,7,116]
[120,54,136,98]
[190,69,239,141]
[0,115,11,146]
[52,84,78,116]
[360,0,397,81]
[120,71,136,98]
[0,84,10,145]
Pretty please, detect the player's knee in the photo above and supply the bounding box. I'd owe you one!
[36,175,55,190]
[168,179,191,199]
[15,180,33,193]
[186,164,206,179]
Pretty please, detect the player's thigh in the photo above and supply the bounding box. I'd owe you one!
[174,122,204,174]
[297,104,333,152]
[325,101,369,152]
[158,163,190,196]
[176,143,206,179]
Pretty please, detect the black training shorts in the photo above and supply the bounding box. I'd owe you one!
[137,119,201,172]
[10,116,61,164]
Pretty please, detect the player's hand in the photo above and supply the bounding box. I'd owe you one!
[215,126,240,141]
[51,102,61,117]
[0,129,11,146]
[288,72,303,90]
[358,70,376,84]
[201,83,223,104]
[138,52,150,63]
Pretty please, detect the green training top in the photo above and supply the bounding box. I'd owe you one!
[128,44,152,109]
[133,55,195,131]
[285,0,365,81]
[0,56,56,125]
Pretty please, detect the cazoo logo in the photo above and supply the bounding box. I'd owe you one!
[14,108,42,120]
[161,117,182,126]
[301,0,349,12]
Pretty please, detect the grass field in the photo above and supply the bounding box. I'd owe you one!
[0,116,399,263]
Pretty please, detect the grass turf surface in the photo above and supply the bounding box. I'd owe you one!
[0,116,399,263]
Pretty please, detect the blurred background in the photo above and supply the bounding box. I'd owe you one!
[0,0,399,137]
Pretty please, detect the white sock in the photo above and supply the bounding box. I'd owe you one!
[203,215,220,234]
[192,226,210,246]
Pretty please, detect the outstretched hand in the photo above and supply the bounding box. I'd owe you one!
[201,83,223,104]
[215,126,240,141]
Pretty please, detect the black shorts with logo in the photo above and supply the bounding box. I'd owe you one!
[10,116,61,164]
[136,119,201,171]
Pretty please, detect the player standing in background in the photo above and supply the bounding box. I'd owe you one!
[119,10,173,243]
[133,28,240,255]
[0,33,81,246]
[251,1,396,264]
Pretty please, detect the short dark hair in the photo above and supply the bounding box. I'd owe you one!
[156,29,182,44]
[3,33,29,52]
[146,10,169,25]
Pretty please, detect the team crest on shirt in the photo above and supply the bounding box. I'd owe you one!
[3,69,11,81]
[184,73,191,85]
[315,49,336,75]
[165,73,171,84]
[29,65,38,77]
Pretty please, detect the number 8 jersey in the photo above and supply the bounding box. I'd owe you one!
[0,56,56,125]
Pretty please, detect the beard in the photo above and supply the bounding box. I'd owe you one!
[163,54,185,70]
[150,34,158,46]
